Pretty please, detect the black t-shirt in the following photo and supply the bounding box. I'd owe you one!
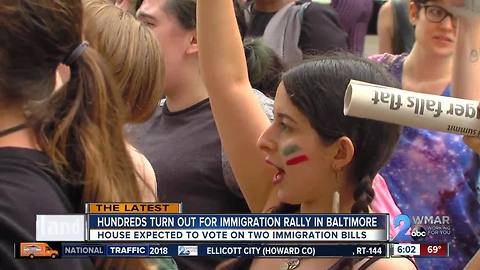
[0,147,93,270]
[247,1,348,55]
[127,99,250,270]
[127,99,250,215]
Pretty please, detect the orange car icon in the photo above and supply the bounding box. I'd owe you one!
[20,242,59,258]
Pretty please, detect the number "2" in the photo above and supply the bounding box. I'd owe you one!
[392,214,413,242]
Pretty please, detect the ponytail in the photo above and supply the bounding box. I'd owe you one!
[36,47,142,203]
[38,46,149,270]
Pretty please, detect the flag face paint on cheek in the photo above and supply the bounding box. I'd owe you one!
[286,155,309,165]
[282,145,309,166]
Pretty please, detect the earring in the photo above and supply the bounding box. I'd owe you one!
[332,172,340,213]
[332,191,340,213]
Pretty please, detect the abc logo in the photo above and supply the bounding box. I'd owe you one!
[411,226,427,241]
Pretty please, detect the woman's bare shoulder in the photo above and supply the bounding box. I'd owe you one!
[127,143,157,202]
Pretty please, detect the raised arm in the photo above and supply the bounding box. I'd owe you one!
[451,3,480,100]
[196,0,277,212]
[453,4,480,171]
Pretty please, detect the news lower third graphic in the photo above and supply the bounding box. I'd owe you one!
[14,203,451,259]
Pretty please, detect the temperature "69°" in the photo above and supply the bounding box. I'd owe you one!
[420,244,448,256]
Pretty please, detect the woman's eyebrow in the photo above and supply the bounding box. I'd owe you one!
[137,12,157,23]
[277,112,297,124]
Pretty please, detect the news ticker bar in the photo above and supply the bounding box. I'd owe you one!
[15,243,389,258]
[15,242,450,259]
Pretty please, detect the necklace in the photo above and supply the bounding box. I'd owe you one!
[0,123,27,138]
[281,258,301,270]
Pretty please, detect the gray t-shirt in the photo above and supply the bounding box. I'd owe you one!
[126,90,273,270]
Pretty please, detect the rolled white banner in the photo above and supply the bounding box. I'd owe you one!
[344,80,480,136]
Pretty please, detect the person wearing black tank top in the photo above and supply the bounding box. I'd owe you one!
[0,1,153,269]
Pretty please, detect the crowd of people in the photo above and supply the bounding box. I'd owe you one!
[0,0,479,270]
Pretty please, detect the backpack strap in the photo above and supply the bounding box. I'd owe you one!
[262,1,311,67]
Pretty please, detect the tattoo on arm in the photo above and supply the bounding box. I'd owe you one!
[470,49,479,63]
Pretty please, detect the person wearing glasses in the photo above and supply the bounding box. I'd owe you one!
[370,1,480,269]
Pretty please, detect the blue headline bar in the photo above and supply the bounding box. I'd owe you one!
[87,214,387,229]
